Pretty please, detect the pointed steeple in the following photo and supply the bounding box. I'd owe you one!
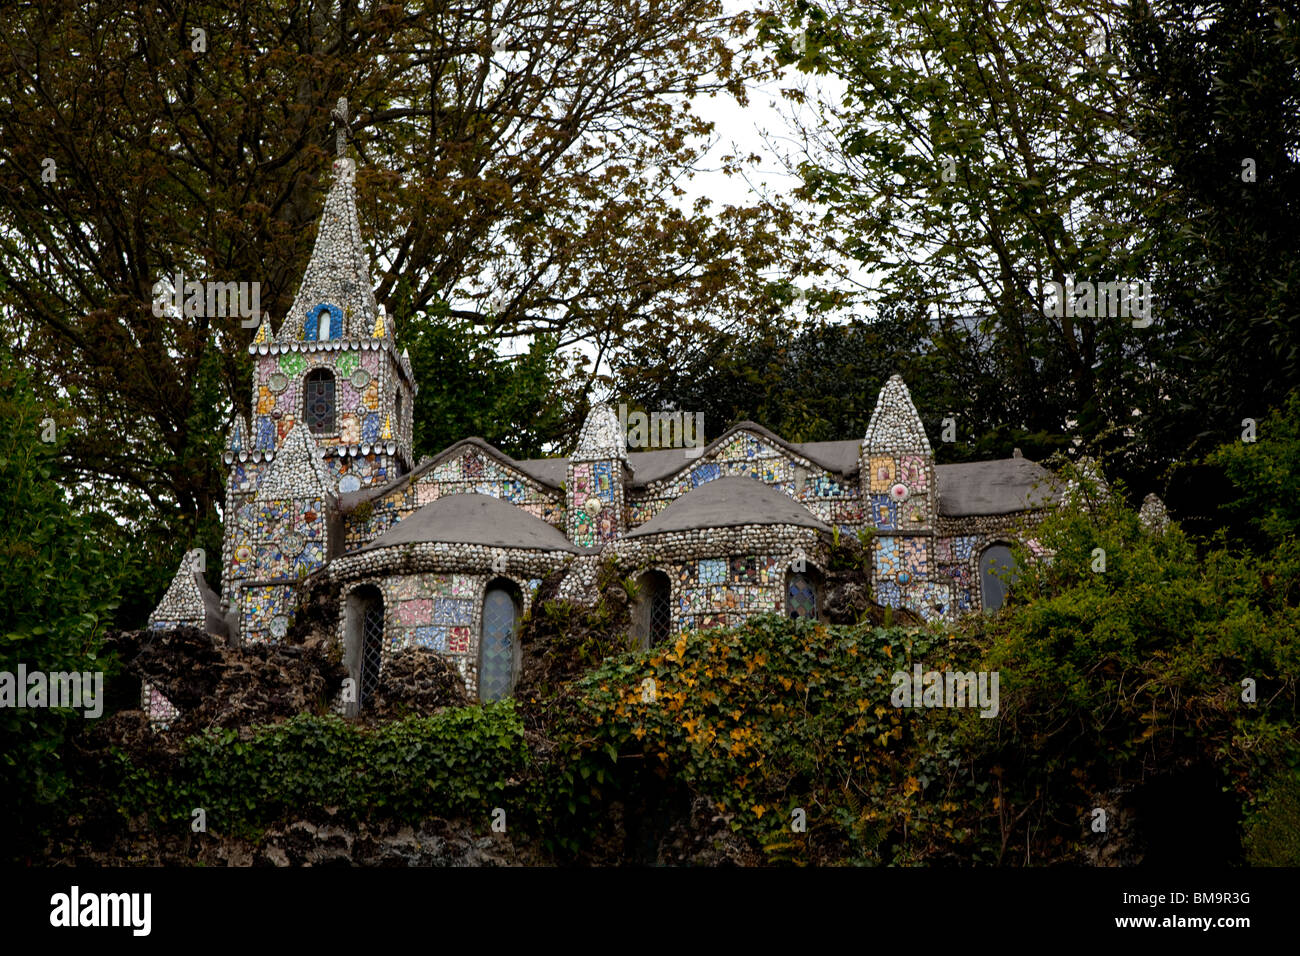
[255,423,336,500]
[1139,492,1169,534]
[1064,456,1111,508]
[864,375,931,455]
[572,401,627,461]
[252,317,271,344]
[276,154,379,343]
[148,551,207,628]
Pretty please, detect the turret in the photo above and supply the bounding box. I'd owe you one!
[566,402,629,546]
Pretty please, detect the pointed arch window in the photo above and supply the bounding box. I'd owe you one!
[480,582,521,702]
[304,368,336,433]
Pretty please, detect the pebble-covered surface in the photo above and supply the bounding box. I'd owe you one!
[152,155,1155,708]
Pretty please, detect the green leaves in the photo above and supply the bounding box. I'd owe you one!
[101,706,529,842]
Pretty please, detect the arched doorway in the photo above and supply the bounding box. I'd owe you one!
[631,570,673,650]
[304,368,337,433]
[979,544,1019,612]
[344,584,384,715]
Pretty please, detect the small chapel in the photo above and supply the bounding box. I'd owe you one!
[146,135,1120,717]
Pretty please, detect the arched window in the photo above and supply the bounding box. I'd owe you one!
[304,305,339,341]
[395,389,403,435]
[979,544,1019,612]
[304,368,336,433]
[630,570,673,650]
[343,585,384,715]
[786,571,819,620]
[480,582,521,702]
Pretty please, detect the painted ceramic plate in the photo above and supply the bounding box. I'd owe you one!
[350,368,371,389]
[268,372,289,393]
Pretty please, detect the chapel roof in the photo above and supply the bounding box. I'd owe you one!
[358,492,580,553]
[625,476,831,538]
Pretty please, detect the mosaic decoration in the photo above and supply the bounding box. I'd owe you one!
[876,536,899,577]
[169,130,1083,701]
[303,302,343,341]
[670,554,785,632]
[869,494,897,531]
[571,403,627,460]
[869,456,896,493]
[142,682,180,730]
[242,583,295,644]
[690,461,721,487]
[901,454,929,492]
[148,551,208,629]
[350,574,490,692]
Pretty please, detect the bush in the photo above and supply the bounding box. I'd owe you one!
[109,704,528,839]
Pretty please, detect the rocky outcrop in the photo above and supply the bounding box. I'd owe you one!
[101,625,348,737]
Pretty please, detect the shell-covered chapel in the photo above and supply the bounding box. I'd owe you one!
[147,153,1070,711]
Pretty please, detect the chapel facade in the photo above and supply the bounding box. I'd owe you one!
[147,153,1074,712]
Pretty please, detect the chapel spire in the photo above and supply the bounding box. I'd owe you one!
[277,99,382,344]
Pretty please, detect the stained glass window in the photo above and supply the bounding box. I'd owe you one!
[305,369,336,433]
[787,573,817,620]
[480,586,519,702]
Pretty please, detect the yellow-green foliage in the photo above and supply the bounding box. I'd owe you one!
[539,618,995,863]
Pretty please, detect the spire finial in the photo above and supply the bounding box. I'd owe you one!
[332,96,350,157]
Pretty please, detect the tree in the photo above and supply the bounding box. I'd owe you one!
[0,0,816,608]
[617,301,1077,461]
[0,347,122,857]
[1123,0,1300,469]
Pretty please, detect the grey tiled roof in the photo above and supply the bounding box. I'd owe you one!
[359,492,580,552]
[626,476,831,537]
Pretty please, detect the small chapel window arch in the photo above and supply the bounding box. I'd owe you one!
[786,569,821,621]
[305,304,341,341]
[304,368,336,433]
[343,584,385,716]
[395,389,403,436]
[630,569,673,650]
[979,544,1019,612]
[479,580,522,702]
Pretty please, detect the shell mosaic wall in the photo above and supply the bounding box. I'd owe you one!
[671,554,788,632]
[153,144,1100,716]
[248,335,413,491]
[242,582,297,645]
[336,571,546,699]
[628,432,864,533]
[569,460,623,546]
